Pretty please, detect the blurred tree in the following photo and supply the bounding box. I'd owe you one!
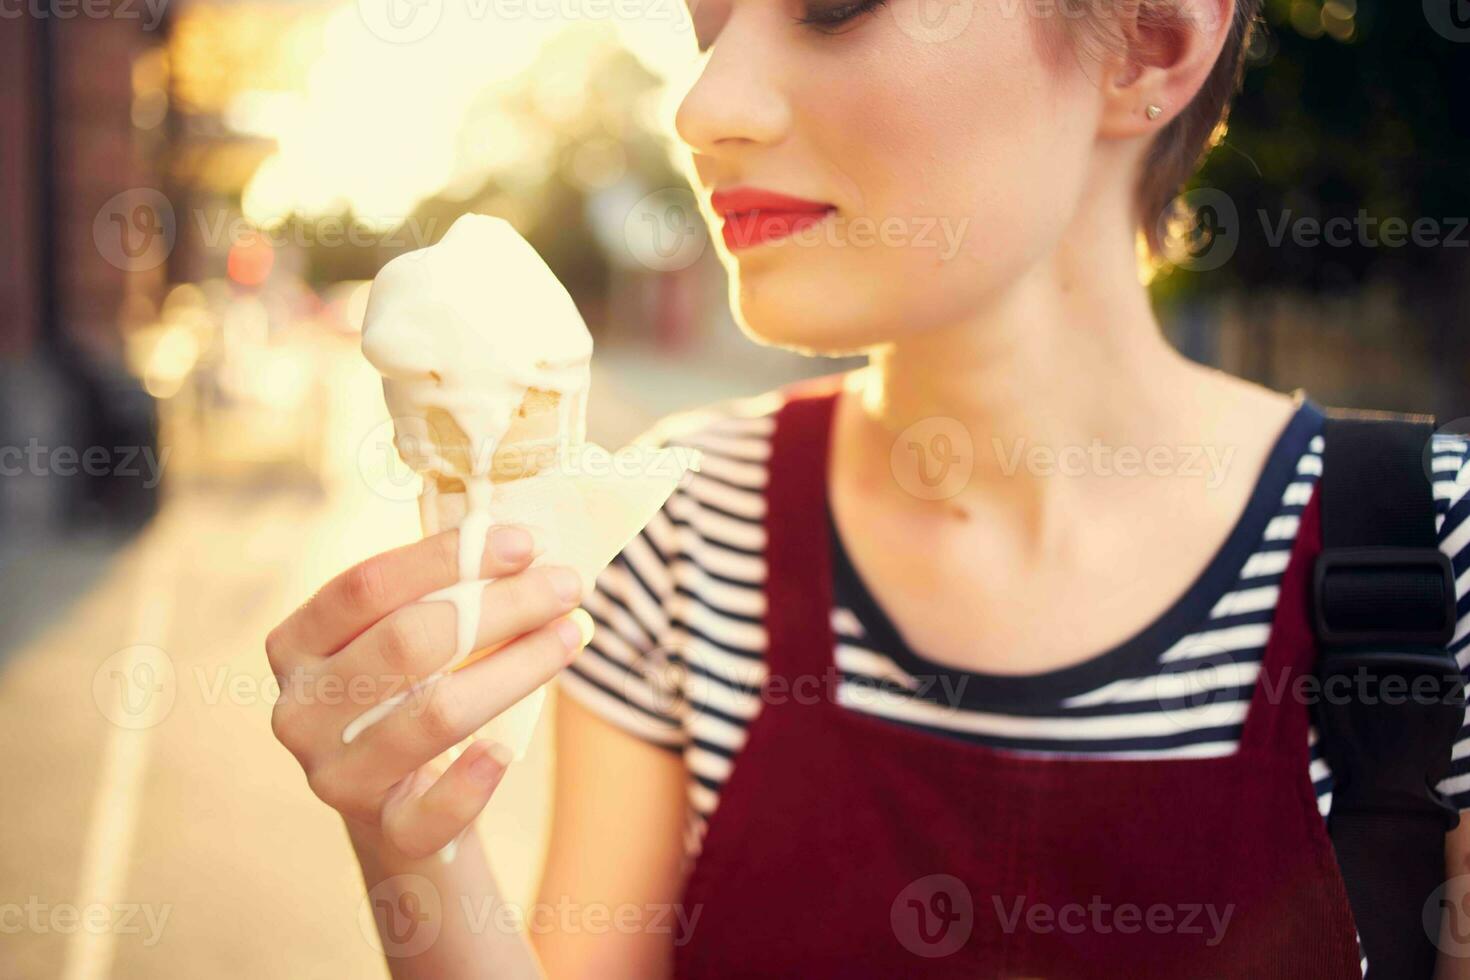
[1151,1,1469,404]
[1155,1,1469,293]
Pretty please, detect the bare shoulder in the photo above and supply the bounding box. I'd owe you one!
[1194,366,1303,433]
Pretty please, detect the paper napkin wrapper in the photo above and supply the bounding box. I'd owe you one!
[422,442,700,761]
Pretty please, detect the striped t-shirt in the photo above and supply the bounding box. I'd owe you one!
[557,386,1470,869]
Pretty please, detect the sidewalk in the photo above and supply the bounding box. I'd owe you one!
[0,348,834,978]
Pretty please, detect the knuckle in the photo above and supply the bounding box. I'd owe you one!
[535,568,568,609]
[417,685,463,744]
[425,793,479,840]
[306,764,350,812]
[269,702,300,751]
[264,625,290,672]
[437,530,463,579]
[379,611,428,675]
[539,623,576,667]
[497,569,538,612]
[509,623,572,676]
[344,559,389,613]
[510,567,560,614]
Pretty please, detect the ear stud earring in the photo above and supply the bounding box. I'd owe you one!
[1146,104,1164,121]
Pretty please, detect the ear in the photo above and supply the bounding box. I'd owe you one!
[1096,0,1237,140]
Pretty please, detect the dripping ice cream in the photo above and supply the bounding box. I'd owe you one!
[355,215,698,847]
[361,213,594,503]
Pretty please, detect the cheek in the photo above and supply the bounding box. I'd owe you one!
[730,10,1101,353]
[851,11,1098,253]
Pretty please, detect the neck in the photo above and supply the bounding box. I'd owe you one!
[844,224,1230,551]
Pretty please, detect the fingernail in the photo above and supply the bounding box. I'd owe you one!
[469,742,509,781]
[546,566,582,604]
[556,608,595,655]
[490,526,532,562]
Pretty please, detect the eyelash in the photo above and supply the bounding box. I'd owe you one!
[795,0,888,31]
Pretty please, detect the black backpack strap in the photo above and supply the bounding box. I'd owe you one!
[1313,408,1464,979]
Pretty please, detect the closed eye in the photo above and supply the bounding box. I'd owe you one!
[794,0,888,32]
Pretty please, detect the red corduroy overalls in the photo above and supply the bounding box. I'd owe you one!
[673,382,1363,978]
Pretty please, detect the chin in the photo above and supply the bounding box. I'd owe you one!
[733,303,893,358]
[726,263,900,357]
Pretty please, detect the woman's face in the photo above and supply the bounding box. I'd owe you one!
[675,0,1115,354]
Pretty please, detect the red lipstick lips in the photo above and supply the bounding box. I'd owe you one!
[711,187,836,251]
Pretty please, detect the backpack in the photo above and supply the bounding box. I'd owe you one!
[1313,409,1465,978]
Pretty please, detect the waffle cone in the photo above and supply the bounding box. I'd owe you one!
[424,387,573,493]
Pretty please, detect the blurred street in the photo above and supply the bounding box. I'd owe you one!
[0,344,829,980]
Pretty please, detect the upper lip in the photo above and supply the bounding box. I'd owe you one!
[710,187,835,218]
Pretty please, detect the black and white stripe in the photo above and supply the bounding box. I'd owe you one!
[558,393,1470,875]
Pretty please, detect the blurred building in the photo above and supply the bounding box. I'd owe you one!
[0,7,166,552]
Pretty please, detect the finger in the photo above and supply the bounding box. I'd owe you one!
[283,567,581,756]
[266,524,536,675]
[338,611,592,792]
[325,564,583,688]
[380,741,511,859]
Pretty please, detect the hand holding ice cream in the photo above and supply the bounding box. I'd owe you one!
[352,214,698,856]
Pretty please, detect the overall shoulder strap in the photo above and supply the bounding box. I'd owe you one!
[1314,408,1463,979]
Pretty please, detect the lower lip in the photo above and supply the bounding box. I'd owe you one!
[721,208,834,251]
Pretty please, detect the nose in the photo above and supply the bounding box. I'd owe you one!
[673,21,792,158]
